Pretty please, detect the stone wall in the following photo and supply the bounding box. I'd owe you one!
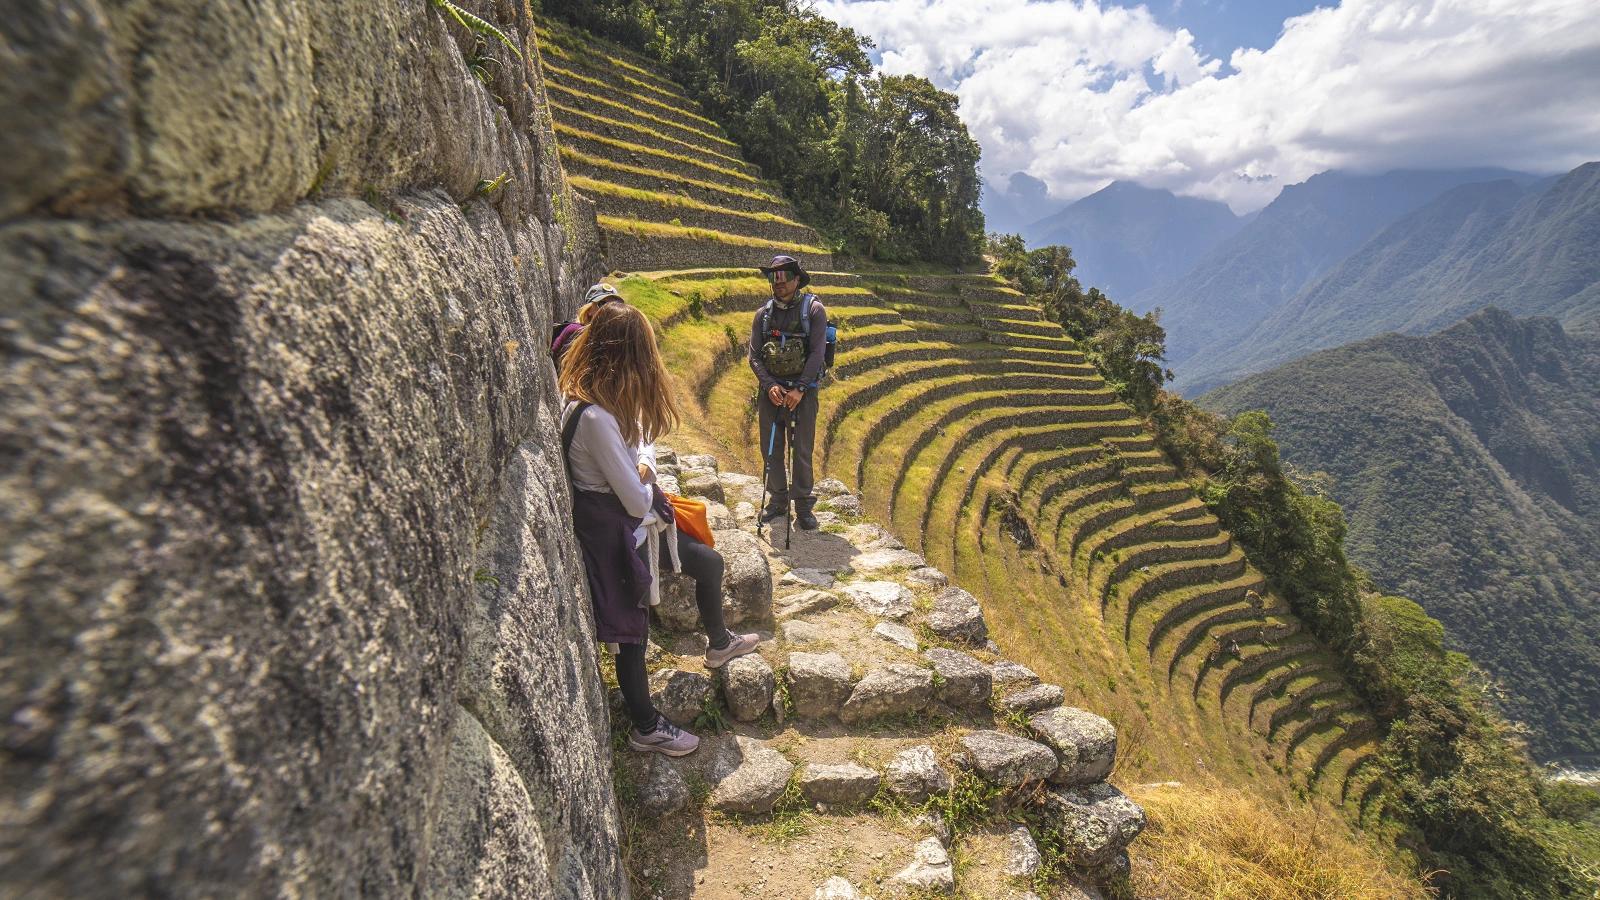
[0,1,621,897]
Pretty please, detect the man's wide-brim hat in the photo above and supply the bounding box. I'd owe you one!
[759,255,810,289]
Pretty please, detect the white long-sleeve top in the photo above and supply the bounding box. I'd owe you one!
[562,401,659,545]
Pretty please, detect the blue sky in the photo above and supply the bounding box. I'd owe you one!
[817,0,1600,211]
[1148,0,1326,60]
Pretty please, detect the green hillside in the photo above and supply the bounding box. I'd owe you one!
[1201,308,1600,761]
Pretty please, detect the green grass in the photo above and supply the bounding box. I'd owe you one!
[598,216,828,254]
[556,124,766,186]
[544,82,738,154]
[541,60,724,131]
[569,176,805,226]
[560,146,779,203]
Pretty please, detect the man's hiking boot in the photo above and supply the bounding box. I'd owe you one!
[627,719,699,756]
[795,507,819,530]
[705,631,761,668]
[761,504,788,524]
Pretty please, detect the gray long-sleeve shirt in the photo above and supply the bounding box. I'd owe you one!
[748,293,827,393]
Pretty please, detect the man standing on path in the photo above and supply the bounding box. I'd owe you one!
[749,255,827,531]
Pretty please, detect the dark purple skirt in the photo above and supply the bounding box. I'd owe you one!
[571,488,653,643]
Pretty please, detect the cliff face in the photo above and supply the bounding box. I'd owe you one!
[1,1,621,897]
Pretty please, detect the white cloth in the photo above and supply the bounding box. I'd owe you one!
[561,401,680,609]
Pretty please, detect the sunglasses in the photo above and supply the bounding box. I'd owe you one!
[766,270,795,284]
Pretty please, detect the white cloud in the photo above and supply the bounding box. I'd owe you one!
[815,0,1600,211]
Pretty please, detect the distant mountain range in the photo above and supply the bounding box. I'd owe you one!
[1026,182,1247,301]
[981,172,1069,238]
[1126,167,1543,377]
[983,176,1249,302]
[1201,308,1600,762]
[1178,164,1600,395]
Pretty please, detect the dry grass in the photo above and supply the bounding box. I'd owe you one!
[1126,784,1431,900]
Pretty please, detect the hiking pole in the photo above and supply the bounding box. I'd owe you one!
[760,416,780,542]
[784,404,795,550]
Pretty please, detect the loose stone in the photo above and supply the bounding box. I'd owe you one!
[890,837,954,892]
[679,454,719,471]
[840,664,934,723]
[960,730,1059,786]
[850,548,927,574]
[798,762,880,805]
[649,669,715,727]
[1037,782,1146,867]
[786,652,854,718]
[989,659,1041,690]
[722,654,775,721]
[926,586,988,643]
[708,736,794,813]
[814,478,852,499]
[923,648,993,710]
[781,568,837,589]
[1002,824,1042,877]
[775,589,840,619]
[683,473,725,504]
[1001,683,1066,714]
[636,755,690,817]
[820,493,863,516]
[872,621,919,650]
[814,875,870,900]
[885,745,952,801]
[842,581,915,619]
[903,567,950,589]
[781,621,827,645]
[1030,706,1118,785]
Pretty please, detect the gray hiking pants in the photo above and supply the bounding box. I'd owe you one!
[758,389,818,512]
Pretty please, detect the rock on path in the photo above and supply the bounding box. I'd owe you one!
[709,736,794,813]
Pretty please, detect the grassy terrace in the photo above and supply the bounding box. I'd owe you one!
[569,178,807,227]
[597,216,827,252]
[571,32,1378,806]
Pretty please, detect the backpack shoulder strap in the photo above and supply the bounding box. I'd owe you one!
[800,294,812,338]
[560,401,593,464]
[761,299,774,336]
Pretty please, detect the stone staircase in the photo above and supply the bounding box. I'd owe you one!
[644,266,1380,813]
[534,16,1387,893]
[618,449,1140,900]
[535,20,832,272]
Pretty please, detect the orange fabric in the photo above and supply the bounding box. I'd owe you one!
[667,493,715,548]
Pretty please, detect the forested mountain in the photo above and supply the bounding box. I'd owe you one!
[1180,164,1600,395]
[1201,308,1600,762]
[1131,167,1538,369]
[1023,181,1246,301]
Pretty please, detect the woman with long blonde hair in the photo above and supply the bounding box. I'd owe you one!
[559,300,759,756]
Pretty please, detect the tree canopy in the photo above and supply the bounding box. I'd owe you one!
[542,0,986,264]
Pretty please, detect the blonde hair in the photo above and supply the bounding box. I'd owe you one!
[557,303,679,446]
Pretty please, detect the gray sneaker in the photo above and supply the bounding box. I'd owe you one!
[705,631,761,668]
[628,719,700,756]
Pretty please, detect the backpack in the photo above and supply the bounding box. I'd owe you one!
[551,321,583,371]
[760,293,836,382]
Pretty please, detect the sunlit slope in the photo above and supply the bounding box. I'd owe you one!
[535,19,830,270]
[636,270,1382,810]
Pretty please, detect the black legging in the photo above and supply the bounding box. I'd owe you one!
[616,530,732,731]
